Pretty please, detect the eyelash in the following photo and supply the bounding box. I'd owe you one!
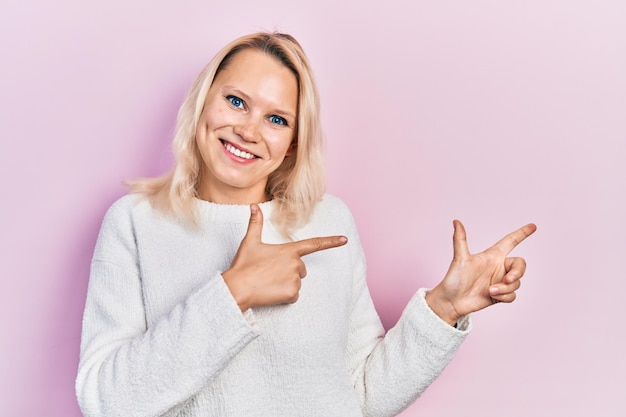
[225,95,289,127]
[226,95,244,109]
[269,115,288,126]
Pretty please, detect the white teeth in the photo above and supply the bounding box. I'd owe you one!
[224,142,255,160]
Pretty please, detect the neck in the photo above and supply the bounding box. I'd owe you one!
[197,184,270,205]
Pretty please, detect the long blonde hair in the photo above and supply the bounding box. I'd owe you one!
[127,32,326,238]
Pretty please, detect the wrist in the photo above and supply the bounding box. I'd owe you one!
[222,269,251,312]
[425,287,460,326]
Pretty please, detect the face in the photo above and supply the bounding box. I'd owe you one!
[195,48,298,204]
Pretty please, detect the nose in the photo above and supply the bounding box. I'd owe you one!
[233,117,261,143]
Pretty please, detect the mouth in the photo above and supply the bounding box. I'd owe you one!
[220,140,259,160]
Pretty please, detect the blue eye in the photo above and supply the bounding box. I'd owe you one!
[269,115,288,126]
[226,95,244,108]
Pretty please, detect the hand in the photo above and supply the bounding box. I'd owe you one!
[222,204,348,311]
[426,220,537,326]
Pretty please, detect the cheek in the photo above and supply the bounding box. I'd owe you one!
[267,131,295,156]
[195,111,222,156]
[202,111,220,133]
[199,102,230,134]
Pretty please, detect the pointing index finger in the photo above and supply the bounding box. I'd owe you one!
[292,235,348,257]
[493,223,537,255]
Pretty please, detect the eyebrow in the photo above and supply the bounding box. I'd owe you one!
[224,86,297,121]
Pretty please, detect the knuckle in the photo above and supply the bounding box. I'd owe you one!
[510,257,527,275]
[285,256,298,267]
[519,257,527,268]
[286,283,300,303]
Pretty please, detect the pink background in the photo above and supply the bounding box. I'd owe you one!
[1,0,624,415]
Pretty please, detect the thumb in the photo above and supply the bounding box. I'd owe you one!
[243,203,264,244]
[452,219,470,258]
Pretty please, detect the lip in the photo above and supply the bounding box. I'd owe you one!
[219,139,260,163]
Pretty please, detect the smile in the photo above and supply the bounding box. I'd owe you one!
[221,140,258,160]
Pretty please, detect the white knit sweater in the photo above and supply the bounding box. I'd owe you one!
[76,194,470,417]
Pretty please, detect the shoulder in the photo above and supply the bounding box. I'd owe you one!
[94,193,173,262]
[95,194,153,251]
[92,195,140,263]
[300,194,358,237]
[301,194,365,260]
[104,193,147,217]
[100,193,158,227]
[314,194,354,221]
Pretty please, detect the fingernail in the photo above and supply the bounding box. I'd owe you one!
[489,286,499,296]
[250,204,258,214]
[339,236,348,244]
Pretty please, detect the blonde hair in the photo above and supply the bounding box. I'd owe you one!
[127,32,326,238]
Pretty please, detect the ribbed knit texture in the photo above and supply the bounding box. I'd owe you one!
[76,194,471,417]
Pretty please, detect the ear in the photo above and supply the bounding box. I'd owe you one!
[285,141,297,156]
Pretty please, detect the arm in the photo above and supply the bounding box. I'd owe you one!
[345,213,536,417]
[76,199,259,417]
[344,218,469,417]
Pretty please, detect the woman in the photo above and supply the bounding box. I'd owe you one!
[76,32,536,417]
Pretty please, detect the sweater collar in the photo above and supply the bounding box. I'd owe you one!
[193,198,275,224]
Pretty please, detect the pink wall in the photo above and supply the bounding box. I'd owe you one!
[1,0,624,415]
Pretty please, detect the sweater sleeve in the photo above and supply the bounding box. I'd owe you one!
[343,211,471,417]
[75,198,259,417]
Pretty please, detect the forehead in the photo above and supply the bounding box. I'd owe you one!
[212,49,298,105]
